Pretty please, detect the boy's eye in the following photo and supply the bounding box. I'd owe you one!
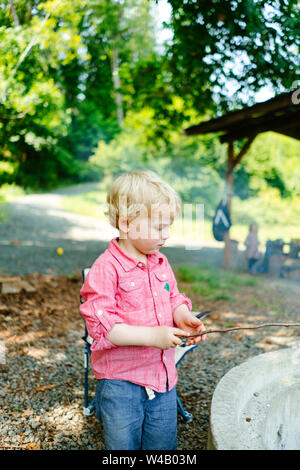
[154,224,170,232]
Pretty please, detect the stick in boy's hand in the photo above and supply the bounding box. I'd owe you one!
[177,310,210,347]
[179,321,300,341]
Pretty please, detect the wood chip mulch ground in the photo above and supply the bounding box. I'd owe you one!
[0,272,299,450]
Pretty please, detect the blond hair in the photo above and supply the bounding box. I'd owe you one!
[105,170,182,229]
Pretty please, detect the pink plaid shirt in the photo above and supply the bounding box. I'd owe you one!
[80,237,192,393]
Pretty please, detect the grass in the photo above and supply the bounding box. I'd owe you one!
[61,186,106,218]
[250,298,264,307]
[0,184,26,222]
[0,198,7,222]
[176,264,258,302]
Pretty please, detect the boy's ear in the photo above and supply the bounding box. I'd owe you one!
[119,217,129,233]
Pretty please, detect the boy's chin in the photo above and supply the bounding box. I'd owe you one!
[146,246,160,253]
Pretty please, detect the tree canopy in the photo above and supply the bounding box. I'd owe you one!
[167,0,300,113]
[0,0,299,195]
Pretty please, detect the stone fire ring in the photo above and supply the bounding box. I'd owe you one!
[208,347,300,450]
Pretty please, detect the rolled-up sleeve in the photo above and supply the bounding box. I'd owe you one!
[167,262,192,313]
[80,261,123,351]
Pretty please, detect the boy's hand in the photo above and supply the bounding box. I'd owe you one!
[175,309,207,345]
[152,326,190,350]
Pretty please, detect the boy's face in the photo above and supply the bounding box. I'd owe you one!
[125,212,172,254]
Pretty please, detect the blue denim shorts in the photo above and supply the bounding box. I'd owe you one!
[95,379,177,450]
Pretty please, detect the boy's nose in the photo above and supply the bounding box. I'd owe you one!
[162,229,170,240]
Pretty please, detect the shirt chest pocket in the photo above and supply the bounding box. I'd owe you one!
[118,278,144,310]
[154,271,170,299]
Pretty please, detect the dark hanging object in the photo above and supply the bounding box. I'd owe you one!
[212,200,232,241]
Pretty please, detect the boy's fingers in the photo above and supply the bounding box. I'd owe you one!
[173,328,190,337]
[199,329,207,341]
[174,336,183,346]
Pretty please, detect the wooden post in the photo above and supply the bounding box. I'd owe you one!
[223,134,257,269]
[223,142,234,269]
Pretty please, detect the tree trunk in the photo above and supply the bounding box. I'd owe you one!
[223,136,256,269]
[223,142,234,269]
[9,0,20,27]
[111,46,124,126]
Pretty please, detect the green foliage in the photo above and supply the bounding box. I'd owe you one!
[89,109,227,215]
[88,107,300,222]
[232,187,300,228]
[0,0,88,188]
[0,0,157,189]
[0,182,26,201]
[242,132,300,197]
[62,102,119,162]
[167,0,300,112]
[0,0,299,211]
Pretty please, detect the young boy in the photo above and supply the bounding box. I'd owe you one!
[80,170,206,450]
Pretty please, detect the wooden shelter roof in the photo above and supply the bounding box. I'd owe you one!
[184,90,300,143]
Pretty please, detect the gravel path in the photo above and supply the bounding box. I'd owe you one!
[0,184,119,277]
[1,185,299,450]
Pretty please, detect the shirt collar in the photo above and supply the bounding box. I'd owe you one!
[108,237,164,272]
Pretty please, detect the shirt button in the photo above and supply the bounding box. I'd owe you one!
[163,355,166,362]
[154,292,157,296]
[97,309,103,316]
[138,262,143,267]
[162,273,166,278]
[130,282,135,286]
[158,313,162,318]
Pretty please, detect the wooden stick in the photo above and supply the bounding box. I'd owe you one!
[183,322,300,338]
